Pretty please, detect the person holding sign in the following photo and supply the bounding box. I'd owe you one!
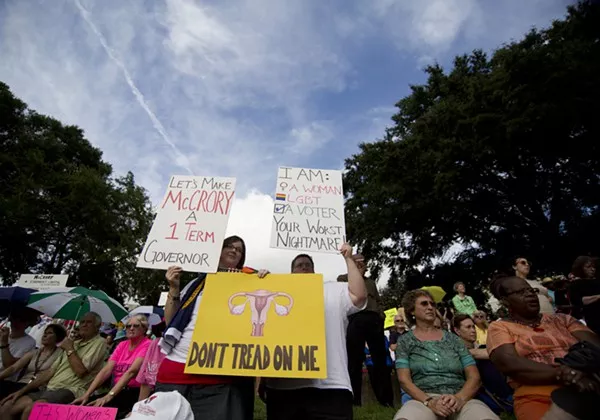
[264,243,367,420]
[155,235,269,420]
[340,253,393,407]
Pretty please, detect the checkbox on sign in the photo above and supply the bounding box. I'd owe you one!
[274,203,286,214]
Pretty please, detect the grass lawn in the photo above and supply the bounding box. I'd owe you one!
[254,399,516,419]
[253,399,396,420]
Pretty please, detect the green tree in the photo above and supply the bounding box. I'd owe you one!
[344,1,600,295]
[0,82,158,302]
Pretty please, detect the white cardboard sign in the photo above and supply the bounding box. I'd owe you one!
[137,175,236,273]
[17,274,69,291]
[270,167,346,254]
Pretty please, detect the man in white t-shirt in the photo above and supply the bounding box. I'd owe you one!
[0,311,37,381]
[265,243,367,420]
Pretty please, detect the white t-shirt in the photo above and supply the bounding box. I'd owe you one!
[166,281,202,363]
[0,334,37,381]
[267,281,366,392]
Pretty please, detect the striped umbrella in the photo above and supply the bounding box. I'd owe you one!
[123,306,164,326]
[27,287,128,324]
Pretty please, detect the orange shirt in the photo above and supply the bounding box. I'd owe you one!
[487,313,590,390]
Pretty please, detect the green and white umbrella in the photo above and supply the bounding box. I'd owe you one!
[27,287,128,324]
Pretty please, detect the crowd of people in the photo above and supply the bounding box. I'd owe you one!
[0,239,598,420]
[380,255,600,420]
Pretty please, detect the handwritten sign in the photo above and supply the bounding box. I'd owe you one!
[137,175,236,273]
[17,274,68,291]
[30,403,116,420]
[185,273,327,378]
[270,167,346,254]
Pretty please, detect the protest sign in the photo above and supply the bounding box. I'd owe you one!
[17,274,68,291]
[137,175,236,273]
[184,273,327,378]
[30,403,116,420]
[270,167,346,254]
[383,307,398,329]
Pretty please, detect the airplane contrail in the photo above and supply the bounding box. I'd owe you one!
[74,0,194,175]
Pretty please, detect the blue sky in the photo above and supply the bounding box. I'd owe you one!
[0,0,573,283]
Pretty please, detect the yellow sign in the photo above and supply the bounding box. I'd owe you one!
[383,307,398,329]
[184,273,327,379]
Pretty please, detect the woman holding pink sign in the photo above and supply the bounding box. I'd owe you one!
[155,235,269,420]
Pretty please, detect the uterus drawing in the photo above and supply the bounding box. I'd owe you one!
[227,290,294,337]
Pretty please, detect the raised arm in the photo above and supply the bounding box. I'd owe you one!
[164,266,183,325]
[340,244,367,307]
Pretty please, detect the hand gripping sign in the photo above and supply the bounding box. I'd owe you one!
[228,290,294,336]
[185,273,327,379]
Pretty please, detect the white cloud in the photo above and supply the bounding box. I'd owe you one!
[289,121,334,156]
[0,0,571,293]
[226,191,347,281]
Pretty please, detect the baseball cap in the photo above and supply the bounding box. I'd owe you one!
[128,391,193,420]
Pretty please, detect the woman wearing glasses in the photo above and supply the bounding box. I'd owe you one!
[393,289,498,420]
[156,236,269,420]
[487,275,600,419]
[72,314,151,417]
[513,257,554,314]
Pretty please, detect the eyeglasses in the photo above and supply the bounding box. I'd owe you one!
[517,260,530,266]
[126,324,141,329]
[505,287,537,297]
[225,245,243,254]
[418,301,436,307]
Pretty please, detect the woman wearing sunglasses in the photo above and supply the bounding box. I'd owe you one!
[72,314,151,417]
[393,290,499,420]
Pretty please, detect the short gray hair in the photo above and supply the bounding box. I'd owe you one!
[82,312,102,327]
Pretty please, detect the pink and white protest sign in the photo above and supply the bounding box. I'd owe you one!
[30,403,117,420]
[137,175,236,273]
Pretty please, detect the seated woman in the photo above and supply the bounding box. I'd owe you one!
[0,324,65,401]
[487,275,600,420]
[393,289,499,420]
[453,314,513,414]
[72,314,151,418]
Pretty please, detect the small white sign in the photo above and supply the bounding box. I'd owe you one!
[17,274,69,291]
[158,292,168,307]
[137,175,236,273]
[270,167,346,254]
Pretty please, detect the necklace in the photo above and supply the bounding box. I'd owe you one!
[506,314,544,332]
[30,347,57,383]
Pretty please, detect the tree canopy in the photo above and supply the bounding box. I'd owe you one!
[344,1,600,298]
[0,81,162,303]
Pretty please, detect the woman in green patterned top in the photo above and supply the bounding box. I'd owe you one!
[393,290,499,420]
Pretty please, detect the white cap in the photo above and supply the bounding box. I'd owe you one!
[128,391,193,420]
